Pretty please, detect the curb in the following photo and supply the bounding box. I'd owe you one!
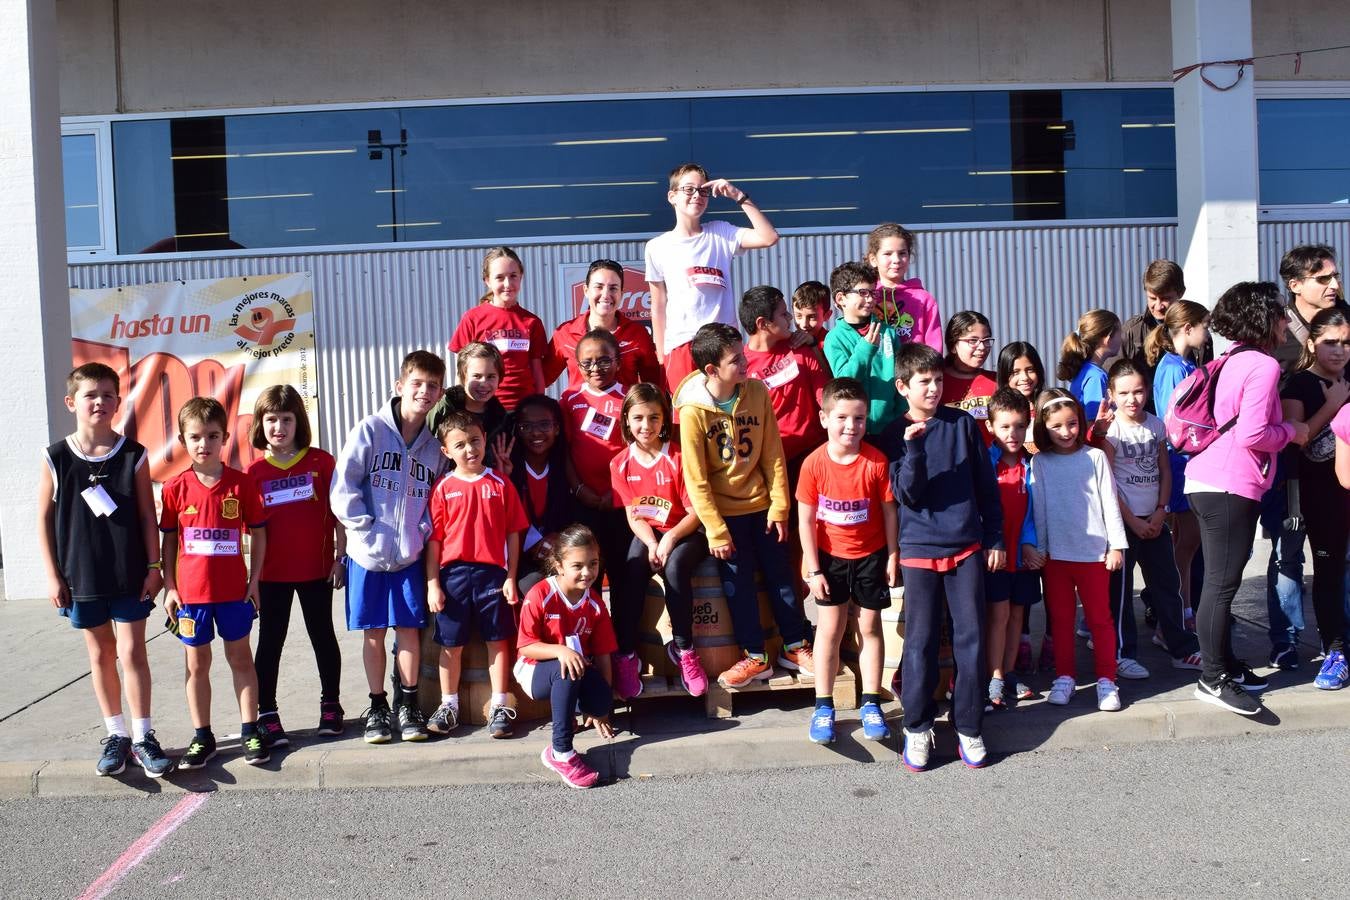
[4,685,1348,799]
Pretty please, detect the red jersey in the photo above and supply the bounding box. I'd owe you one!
[246,448,337,583]
[995,452,1031,572]
[547,312,660,389]
[795,443,894,559]
[609,442,692,533]
[428,467,528,569]
[524,462,550,521]
[941,369,998,446]
[448,303,547,411]
[745,342,828,461]
[516,577,618,666]
[160,465,267,604]
[562,383,627,494]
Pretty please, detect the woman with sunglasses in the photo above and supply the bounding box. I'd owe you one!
[546,259,660,390]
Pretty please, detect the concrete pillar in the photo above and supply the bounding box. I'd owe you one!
[0,1,73,600]
[1171,0,1259,320]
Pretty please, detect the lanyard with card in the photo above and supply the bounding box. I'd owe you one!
[81,484,118,517]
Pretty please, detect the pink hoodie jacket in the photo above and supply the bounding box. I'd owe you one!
[1183,344,1295,501]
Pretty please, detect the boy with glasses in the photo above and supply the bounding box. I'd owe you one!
[822,261,906,436]
[645,163,779,393]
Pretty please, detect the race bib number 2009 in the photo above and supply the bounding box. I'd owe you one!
[182,526,241,556]
[816,496,869,527]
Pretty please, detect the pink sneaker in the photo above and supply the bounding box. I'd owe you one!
[668,643,708,697]
[614,652,643,699]
[540,746,599,789]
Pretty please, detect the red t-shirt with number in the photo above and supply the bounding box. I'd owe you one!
[448,302,548,411]
[516,577,619,665]
[941,368,998,446]
[794,443,893,559]
[429,467,529,569]
[562,383,627,494]
[159,465,267,604]
[745,342,828,461]
[609,442,692,533]
[246,448,336,583]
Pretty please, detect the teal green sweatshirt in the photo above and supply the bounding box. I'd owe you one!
[822,319,907,434]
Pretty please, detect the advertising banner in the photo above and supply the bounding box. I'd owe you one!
[559,261,652,324]
[69,273,317,482]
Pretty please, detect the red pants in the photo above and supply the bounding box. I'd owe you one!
[1042,559,1117,681]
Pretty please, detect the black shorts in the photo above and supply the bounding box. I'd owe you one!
[984,568,1042,607]
[817,546,891,611]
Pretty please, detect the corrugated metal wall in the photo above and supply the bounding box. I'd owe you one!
[77,220,1341,453]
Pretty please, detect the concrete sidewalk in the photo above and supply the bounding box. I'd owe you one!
[2,543,1346,798]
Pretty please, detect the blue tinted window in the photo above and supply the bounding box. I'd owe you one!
[62,133,102,249]
[1258,99,1350,205]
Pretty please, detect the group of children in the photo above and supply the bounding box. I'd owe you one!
[41,161,1292,790]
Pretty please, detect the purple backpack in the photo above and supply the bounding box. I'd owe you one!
[1163,346,1257,454]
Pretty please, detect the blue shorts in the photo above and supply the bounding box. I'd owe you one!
[345,558,426,630]
[1167,451,1190,513]
[176,599,256,646]
[433,562,513,647]
[62,595,154,630]
[985,569,1042,607]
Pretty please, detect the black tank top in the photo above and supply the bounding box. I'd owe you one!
[45,436,150,601]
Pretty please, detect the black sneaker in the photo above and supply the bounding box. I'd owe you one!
[427,701,459,735]
[1229,664,1269,692]
[363,702,392,744]
[317,701,345,737]
[96,734,131,776]
[258,711,289,748]
[177,735,218,770]
[241,731,270,766]
[130,732,175,778]
[1269,645,1300,671]
[1194,674,1262,716]
[488,704,517,739]
[398,702,429,742]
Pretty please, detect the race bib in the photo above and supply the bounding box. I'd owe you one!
[490,337,531,353]
[183,526,241,556]
[761,356,801,390]
[632,495,673,525]
[581,406,616,441]
[262,473,315,506]
[817,496,869,527]
[686,265,727,288]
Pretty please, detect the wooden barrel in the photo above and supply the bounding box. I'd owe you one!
[416,624,551,726]
[636,557,783,681]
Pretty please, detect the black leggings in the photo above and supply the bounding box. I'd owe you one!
[620,531,710,653]
[255,579,342,711]
[582,506,633,638]
[1190,492,1260,682]
[1304,494,1348,654]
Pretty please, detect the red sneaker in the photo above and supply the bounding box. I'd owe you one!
[718,655,772,689]
[668,643,708,697]
[540,747,599,789]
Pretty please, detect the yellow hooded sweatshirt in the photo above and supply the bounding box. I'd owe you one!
[673,372,790,550]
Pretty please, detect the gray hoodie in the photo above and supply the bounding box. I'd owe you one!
[331,397,446,572]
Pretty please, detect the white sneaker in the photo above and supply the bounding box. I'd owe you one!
[901,728,936,772]
[956,732,988,768]
[1047,675,1076,705]
[1171,652,1203,671]
[1151,631,1169,652]
[1097,678,1122,711]
[1116,658,1150,680]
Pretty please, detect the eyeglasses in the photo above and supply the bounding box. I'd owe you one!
[673,185,713,198]
[957,338,996,350]
[846,289,875,299]
[516,420,557,434]
[1316,339,1350,349]
[578,357,616,371]
[1306,271,1342,286]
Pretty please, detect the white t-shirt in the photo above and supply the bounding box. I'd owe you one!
[1105,413,1166,516]
[644,220,745,353]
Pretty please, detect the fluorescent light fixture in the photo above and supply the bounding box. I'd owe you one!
[988,201,1061,207]
[921,202,985,209]
[496,215,573,223]
[921,201,1061,209]
[472,184,566,191]
[817,175,861,180]
[747,130,860,138]
[66,203,98,209]
[968,169,1067,176]
[574,213,652,220]
[173,231,230,238]
[1122,168,1146,173]
[376,221,441,228]
[224,192,313,201]
[170,153,239,160]
[567,180,660,187]
[749,129,968,138]
[1121,123,1173,129]
[1046,124,1068,131]
[375,188,406,194]
[243,149,357,157]
[553,137,667,146]
[727,176,814,183]
[732,206,859,214]
[861,127,971,135]
[285,227,317,232]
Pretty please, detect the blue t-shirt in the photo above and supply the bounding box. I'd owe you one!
[1070,361,1109,421]
[1152,352,1195,420]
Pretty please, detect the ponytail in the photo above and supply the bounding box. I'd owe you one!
[1146,299,1210,367]
[1143,323,1170,367]
[1056,309,1120,382]
[1056,331,1089,382]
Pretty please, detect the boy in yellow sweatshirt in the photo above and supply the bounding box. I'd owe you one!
[674,323,814,688]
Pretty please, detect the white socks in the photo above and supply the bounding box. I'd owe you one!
[491,692,510,708]
[553,748,577,761]
[105,714,127,738]
[132,717,152,743]
[440,692,460,710]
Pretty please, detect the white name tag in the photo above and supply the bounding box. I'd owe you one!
[817,495,869,526]
[183,526,240,556]
[491,337,531,353]
[633,498,672,525]
[581,406,616,441]
[761,355,801,390]
[81,484,118,517]
[262,474,315,506]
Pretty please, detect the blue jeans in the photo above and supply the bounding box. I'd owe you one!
[1265,528,1306,649]
[716,509,808,655]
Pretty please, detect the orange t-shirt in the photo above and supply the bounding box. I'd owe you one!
[794,443,894,559]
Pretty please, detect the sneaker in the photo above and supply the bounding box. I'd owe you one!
[1013,681,1034,701]
[257,711,288,748]
[987,676,1006,711]
[177,735,218,770]
[1269,645,1300,671]
[1015,638,1033,674]
[778,642,815,675]
[488,704,517,739]
[668,644,708,697]
[241,731,270,765]
[614,652,643,700]
[1171,652,1203,671]
[1096,678,1122,711]
[398,702,429,742]
[540,746,598,789]
[317,701,345,736]
[129,732,175,778]
[1311,650,1328,664]
[808,707,836,744]
[1038,635,1055,673]
[427,701,459,734]
[1194,674,1262,715]
[859,701,890,741]
[96,734,131,776]
[1116,658,1150,680]
[718,655,773,689]
[1230,664,1268,692]
[901,728,936,772]
[1313,650,1349,690]
[957,732,988,768]
[1151,631,1170,652]
[1047,675,1076,706]
[363,702,392,744]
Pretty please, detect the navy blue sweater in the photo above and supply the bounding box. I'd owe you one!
[880,406,1003,559]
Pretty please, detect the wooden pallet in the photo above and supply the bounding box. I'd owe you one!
[706,666,856,719]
